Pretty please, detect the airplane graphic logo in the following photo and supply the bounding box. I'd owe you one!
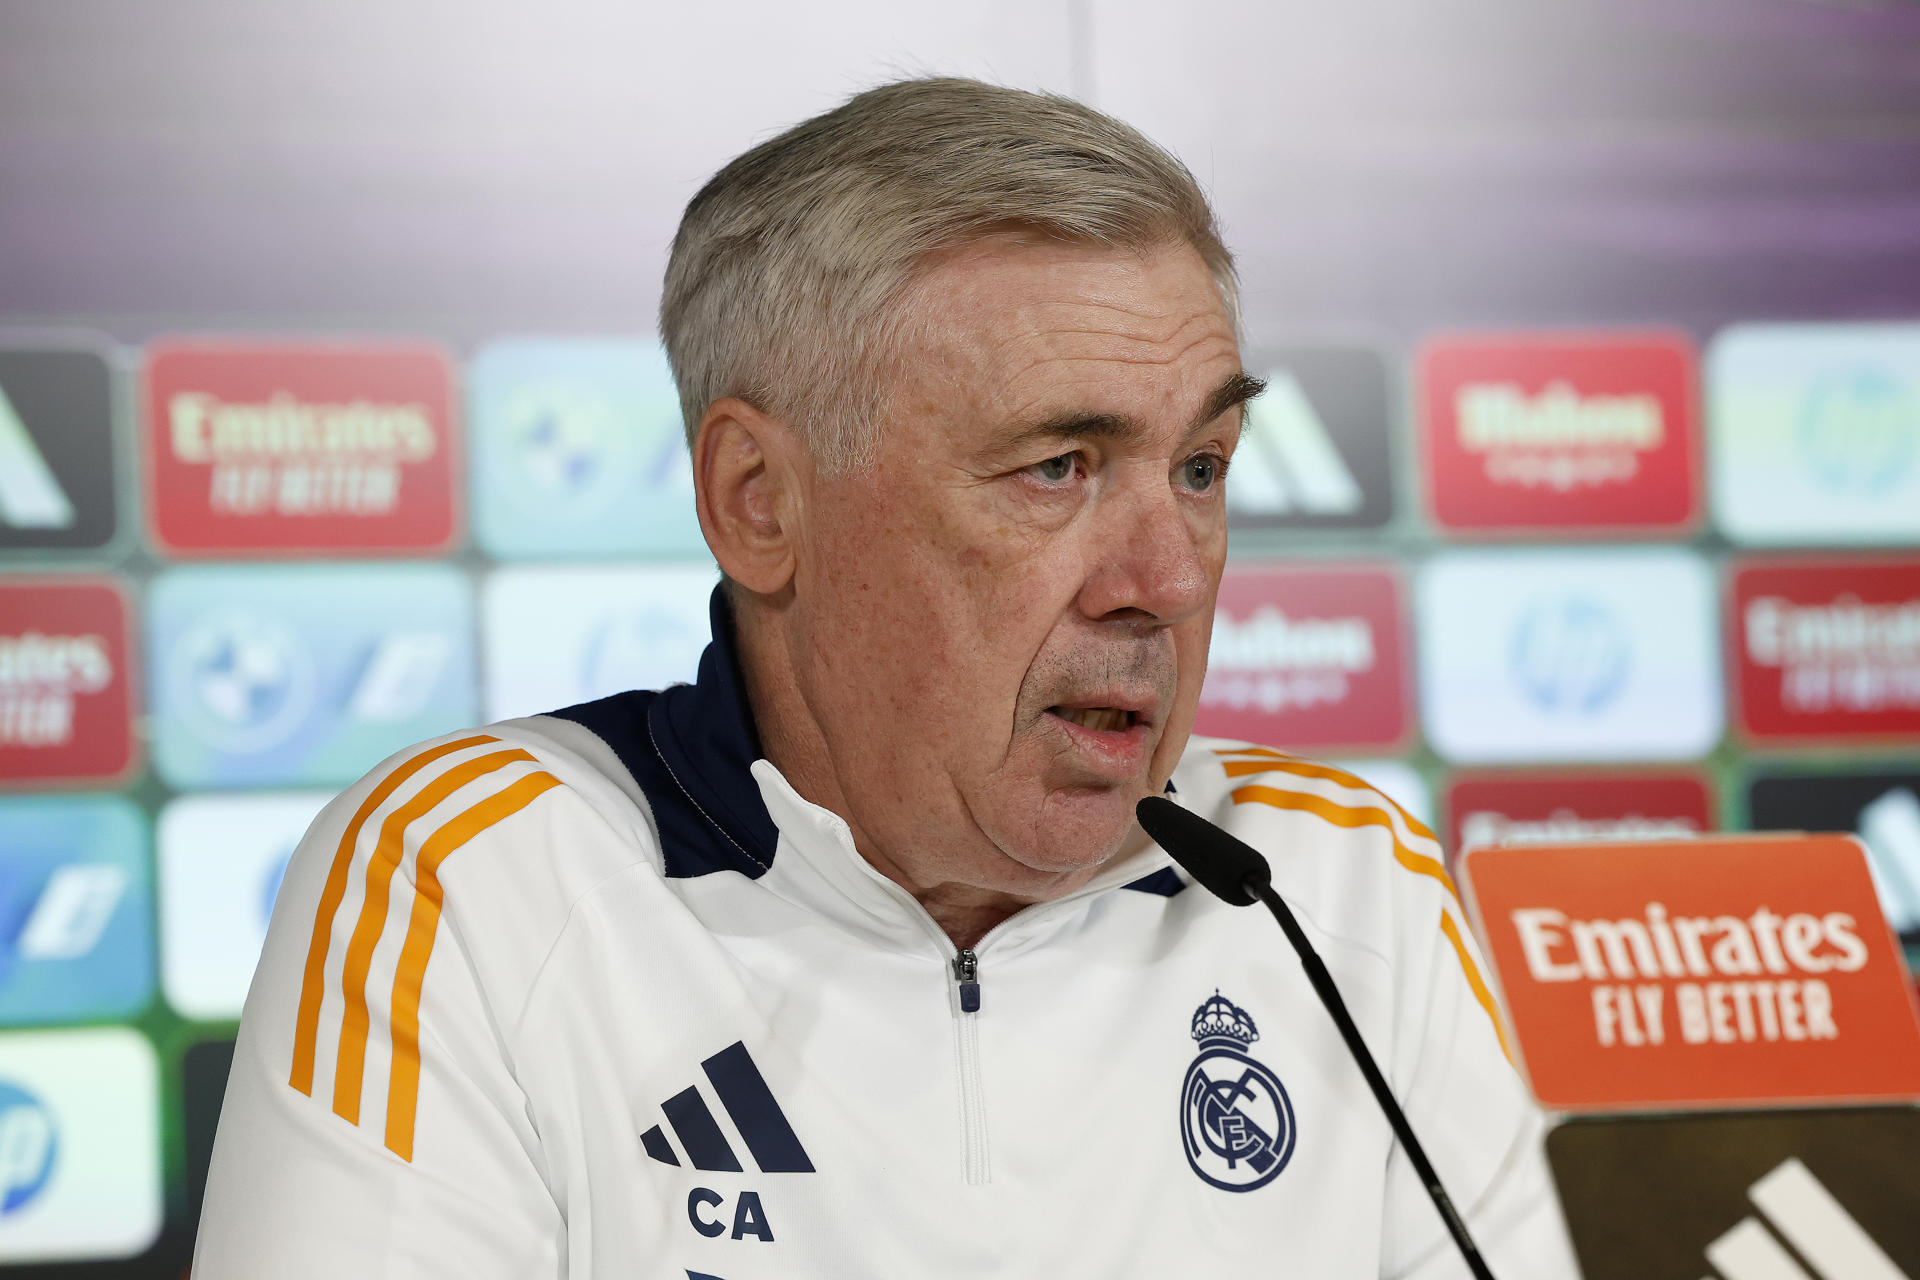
[639,1041,814,1174]
[1704,1157,1909,1279]
[15,865,127,961]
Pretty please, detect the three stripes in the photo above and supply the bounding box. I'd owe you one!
[1706,1157,1909,1280]
[289,733,561,1162]
[1214,745,1514,1062]
[641,1041,815,1174]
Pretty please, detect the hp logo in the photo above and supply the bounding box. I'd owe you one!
[1511,597,1632,714]
[0,1081,56,1215]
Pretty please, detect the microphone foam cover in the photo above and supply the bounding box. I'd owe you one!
[1135,795,1272,906]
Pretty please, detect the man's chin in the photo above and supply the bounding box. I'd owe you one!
[989,784,1146,881]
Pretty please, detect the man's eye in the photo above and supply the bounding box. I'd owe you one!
[1178,453,1226,493]
[1028,453,1078,484]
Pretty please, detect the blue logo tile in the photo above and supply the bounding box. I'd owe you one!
[469,339,704,558]
[0,797,153,1028]
[147,564,476,788]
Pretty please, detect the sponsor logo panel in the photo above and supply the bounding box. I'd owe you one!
[1732,558,1920,742]
[1446,773,1714,877]
[1418,549,1722,764]
[143,340,458,555]
[0,578,136,785]
[0,796,153,1027]
[1748,769,1920,944]
[1226,346,1394,530]
[158,793,330,1021]
[1464,834,1920,1111]
[0,1027,161,1261]
[1548,1109,1920,1279]
[483,564,715,722]
[147,563,475,788]
[0,345,119,554]
[469,338,705,557]
[1419,332,1698,532]
[1709,323,1920,546]
[1195,565,1409,751]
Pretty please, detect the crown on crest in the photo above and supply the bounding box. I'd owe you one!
[1191,991,1259,1046]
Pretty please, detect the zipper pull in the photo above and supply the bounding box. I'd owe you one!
[953,949,981,1013]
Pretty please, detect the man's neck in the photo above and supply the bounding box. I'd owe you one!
[733,597,1054,950]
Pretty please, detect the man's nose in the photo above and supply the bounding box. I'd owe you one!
[1077,476,1213,625]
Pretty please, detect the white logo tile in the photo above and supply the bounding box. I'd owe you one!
[1418,549,1722,763]
[1709,323,1920,545]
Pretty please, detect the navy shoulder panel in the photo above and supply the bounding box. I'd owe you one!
[549,586,778,880]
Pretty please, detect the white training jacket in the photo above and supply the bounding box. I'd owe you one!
[195,590,1579,1279]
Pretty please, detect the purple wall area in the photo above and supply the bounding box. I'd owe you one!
[4,0,1920,343]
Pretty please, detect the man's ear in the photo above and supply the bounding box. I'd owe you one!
[691,396,804,595]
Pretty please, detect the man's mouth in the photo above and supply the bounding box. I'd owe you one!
[1040,700,1157,777]
[1049,706,1141,734]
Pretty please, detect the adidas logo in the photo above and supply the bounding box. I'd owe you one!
[640,1041,814,1174]
[1227,372,1365,517]
[1705,1157,1908,1279]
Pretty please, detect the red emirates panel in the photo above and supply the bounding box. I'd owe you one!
[1445,773,1715,878]
[0,578,137,784]
[1464,835,1920,1111]
[144,340,459,555]
[1733,558,1920,743]
[1196,565,1409,751]
[1419,332,1699,532]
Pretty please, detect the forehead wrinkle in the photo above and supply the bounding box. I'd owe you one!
[986,305,1232,364]
[993,332,1241,418]
[989,316,1238,395]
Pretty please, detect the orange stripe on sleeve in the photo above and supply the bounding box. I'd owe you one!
[1441,910,1514,1064]
[1219,757,1439,844]
[1229,782,1510,1062]
[384,770,562,1161]
[290,734,498,1096]
[330,747,535,1126]
[1230,783,1458,901]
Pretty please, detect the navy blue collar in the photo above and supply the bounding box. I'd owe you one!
[646,587,782,868]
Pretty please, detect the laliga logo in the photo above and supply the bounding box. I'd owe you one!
[1510,597,1631,715]
[0,1081,56,1215]
[1180,992,1296,1192]
[1796,367,1918,497]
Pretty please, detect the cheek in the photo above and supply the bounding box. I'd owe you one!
[1159,616,1217,742]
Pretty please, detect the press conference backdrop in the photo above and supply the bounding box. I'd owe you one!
[3,0,1920,1272]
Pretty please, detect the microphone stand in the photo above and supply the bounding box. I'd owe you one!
[1248,874,1497,1280]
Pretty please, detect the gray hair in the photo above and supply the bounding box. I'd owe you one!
[660,77,1238,470]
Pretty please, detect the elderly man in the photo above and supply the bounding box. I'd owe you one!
[196,78,1577,1277]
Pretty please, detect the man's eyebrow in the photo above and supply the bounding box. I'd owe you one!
[1189,370,1266,435]
[991,371,1267,454]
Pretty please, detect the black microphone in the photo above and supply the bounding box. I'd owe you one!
[1137,795,1497,1280]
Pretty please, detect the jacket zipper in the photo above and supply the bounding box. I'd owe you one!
[951,947,988,1185]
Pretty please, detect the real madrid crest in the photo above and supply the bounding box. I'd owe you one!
[1180,990,1296,1192]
